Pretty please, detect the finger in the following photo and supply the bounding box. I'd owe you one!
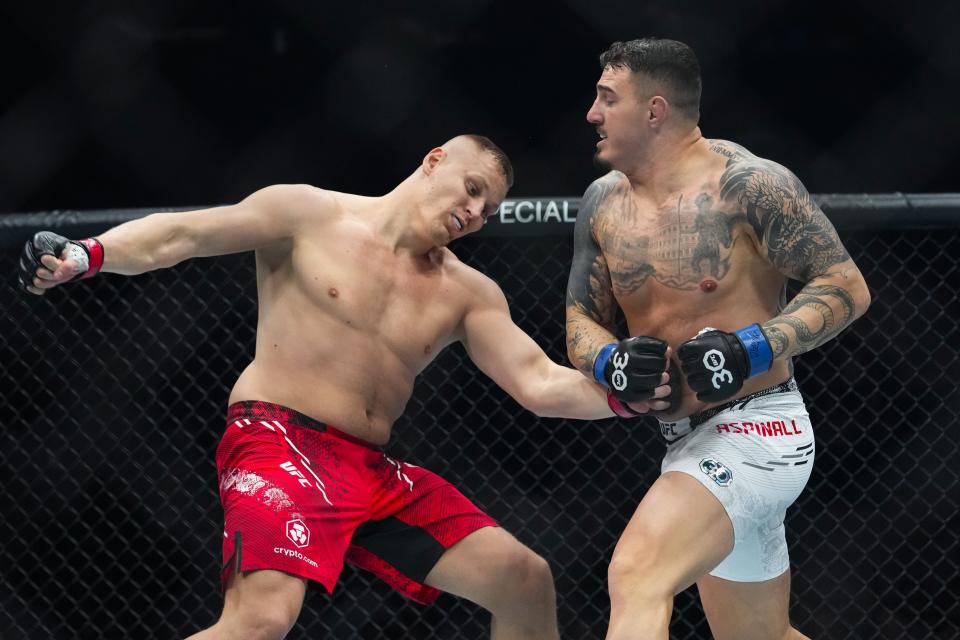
[24,283,46,295]
[676,342,697,360]
[651,382,671,399]
[34,267,57,281]
[33,276,61,289]
[629,372,665,389]
[39,254,61,271]
[647,399,671,411]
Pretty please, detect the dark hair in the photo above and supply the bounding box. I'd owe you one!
[599,38,701,122]
[464,134,514,189]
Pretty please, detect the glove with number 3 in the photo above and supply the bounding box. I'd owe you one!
[593,336,669,417]
[677,324,773,403]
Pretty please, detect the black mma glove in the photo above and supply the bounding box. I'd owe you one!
[677,324,773,403]
[19,232,104,292]
[593,336,669,405]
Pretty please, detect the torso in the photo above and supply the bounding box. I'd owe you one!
[229,190,472,444]
[594,139,792,419]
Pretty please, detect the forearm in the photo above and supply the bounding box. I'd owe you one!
[527,362,613,420]
[565,309,619,377]
[98,212,193,275]
[761,273,871,360]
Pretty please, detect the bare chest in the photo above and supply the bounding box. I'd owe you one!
[593,181,758,323]
[597,184,749,284]
[287,234,462,364]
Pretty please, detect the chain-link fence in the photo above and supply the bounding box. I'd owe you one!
[1,206,959,639]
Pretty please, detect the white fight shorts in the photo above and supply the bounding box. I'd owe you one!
[657,378,814,582]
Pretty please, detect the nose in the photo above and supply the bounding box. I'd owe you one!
[586,99,602,124]
[465,199,484,224]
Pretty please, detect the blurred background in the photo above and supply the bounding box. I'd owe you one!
[1,0,958,214]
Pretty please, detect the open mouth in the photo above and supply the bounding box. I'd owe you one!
[451,213,464,231]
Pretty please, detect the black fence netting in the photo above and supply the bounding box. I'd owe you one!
[1,220,959,639]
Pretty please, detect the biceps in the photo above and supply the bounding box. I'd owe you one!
[762,205,852,282]
[566,244,616,328]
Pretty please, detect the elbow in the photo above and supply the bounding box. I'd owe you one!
[517,388,552,418]
[854,275,872,319]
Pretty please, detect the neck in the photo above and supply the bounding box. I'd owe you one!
[621,125,705,195]
[372,175,439,257]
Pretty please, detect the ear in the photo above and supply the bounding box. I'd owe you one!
[648,96,669,128]
[422,147,446,175]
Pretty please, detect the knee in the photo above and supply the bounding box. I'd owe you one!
[607,536,666,599]
[504,547,554,598]
[217,605,298,640]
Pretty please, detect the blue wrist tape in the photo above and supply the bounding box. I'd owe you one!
[593,343,617,384]
[734,324,773,377]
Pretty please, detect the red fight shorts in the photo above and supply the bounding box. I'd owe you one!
[216,401,498,604]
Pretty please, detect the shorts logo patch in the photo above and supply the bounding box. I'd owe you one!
[699,457,733,487]
[286,519,310,548]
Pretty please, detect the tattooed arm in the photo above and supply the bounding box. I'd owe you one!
[565,174,621,375]
[723,159,871,360]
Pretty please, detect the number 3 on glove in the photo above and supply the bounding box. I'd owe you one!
[677,324,773,403]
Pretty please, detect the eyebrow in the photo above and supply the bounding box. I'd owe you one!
[597,84,616,95]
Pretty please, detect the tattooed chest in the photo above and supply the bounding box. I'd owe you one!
[596,190,748,294]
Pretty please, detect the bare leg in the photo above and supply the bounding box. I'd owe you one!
[699,570,811,640]
[185,569,306,640]
[606,471,734,640]
[425,526,559,640]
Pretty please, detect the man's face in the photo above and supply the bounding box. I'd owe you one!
[586,66,651,171]
[427,147,508,244]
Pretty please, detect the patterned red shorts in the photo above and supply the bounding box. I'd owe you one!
[216,401,497,604]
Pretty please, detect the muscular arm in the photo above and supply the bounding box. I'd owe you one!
[97,184,320,275]
[721,160,871,359]
[565,174,621,375]
[461,272,612,420]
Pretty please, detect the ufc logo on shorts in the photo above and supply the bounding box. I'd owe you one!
[611,351,629,391]
[285,519,310,548]
[703,349,733,390]
[280,461,311,488]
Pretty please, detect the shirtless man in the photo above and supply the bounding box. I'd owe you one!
[565,39,872,639]
[20,134,669,640]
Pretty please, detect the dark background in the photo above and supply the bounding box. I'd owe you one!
[2,2,960,639]
[1,0,958,215]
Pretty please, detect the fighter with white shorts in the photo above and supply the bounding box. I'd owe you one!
[658,378,814,582]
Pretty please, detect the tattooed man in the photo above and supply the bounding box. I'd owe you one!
[566,39,871,640]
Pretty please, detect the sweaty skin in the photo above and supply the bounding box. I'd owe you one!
[567,138,867,420]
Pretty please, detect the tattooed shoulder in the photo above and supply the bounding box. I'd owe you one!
[707,139,756,163]
[716,154,851,281]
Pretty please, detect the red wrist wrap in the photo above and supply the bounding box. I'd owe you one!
[607,390,643,418]
[76,238,104,279]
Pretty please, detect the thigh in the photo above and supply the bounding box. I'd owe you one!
[698,570,794,640]
[614,470,735,594]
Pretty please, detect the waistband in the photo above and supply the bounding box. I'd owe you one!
[657,378,798,442]
[226,400,380,449]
